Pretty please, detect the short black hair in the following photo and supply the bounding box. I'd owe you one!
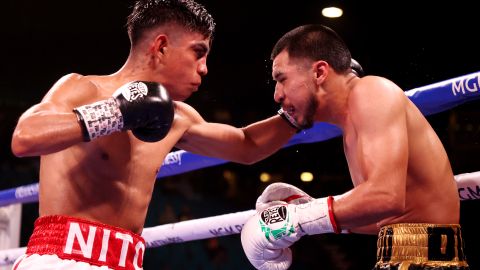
[271,24,351,73]
[127,0,215,46]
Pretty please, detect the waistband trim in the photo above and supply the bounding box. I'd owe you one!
[26,215,145,270]
[376,223,468,267]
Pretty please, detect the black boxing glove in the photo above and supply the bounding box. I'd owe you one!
[73,81,174,142]
[278,107,302,132]
[350,58,364,77]
[113,81,174,142]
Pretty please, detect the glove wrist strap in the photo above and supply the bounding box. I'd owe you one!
[327,196,341,234]
[73,98,124,141]
[297,196,341,235]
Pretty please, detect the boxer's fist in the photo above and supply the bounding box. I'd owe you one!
[350,58,364,77]
[113,81,174,142]
[277,108,301,132]
[242,194,339,270]
[241,203,300,270]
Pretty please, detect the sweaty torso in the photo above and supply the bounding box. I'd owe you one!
[39,75,191,234]
[343,87,459,228]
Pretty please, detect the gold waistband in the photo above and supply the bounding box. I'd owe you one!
[376,223,468,268]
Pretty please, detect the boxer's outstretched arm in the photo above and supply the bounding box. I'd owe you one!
[175,102,297,164]
[11,74,96,157]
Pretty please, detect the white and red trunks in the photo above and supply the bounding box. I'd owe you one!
[13,215,145,270]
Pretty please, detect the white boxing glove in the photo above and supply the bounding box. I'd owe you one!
[241,196,340,270]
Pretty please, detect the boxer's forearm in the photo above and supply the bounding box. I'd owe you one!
[12,110,83,157]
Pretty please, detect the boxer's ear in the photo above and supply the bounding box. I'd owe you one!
[152,34,168,56]
[312,60,328,83]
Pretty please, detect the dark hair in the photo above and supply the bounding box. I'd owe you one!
[127,0,215,46]
[271,24,351,73]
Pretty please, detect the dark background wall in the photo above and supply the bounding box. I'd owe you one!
[1,0,479,269]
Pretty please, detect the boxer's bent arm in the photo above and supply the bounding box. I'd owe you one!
[11,102,83,157]
[334,77,409,229]
[176,103,297,164]
[11,74,97,157]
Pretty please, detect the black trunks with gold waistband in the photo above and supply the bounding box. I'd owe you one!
[374,223,469,270]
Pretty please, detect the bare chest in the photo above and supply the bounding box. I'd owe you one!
[84,132,174,177]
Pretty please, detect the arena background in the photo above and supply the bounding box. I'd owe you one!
[0,0,478,269]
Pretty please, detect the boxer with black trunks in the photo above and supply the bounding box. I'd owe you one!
[10,1,304,269]
[240,24,470,270]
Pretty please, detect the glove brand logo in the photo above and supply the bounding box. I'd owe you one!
[122,82,149,102]
[259,205,295,240]
[261,205,287,225]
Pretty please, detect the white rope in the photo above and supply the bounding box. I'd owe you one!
[0,172,479,266]
[0,247,26,266]
[455,171,480,200]
[142,209,255,248]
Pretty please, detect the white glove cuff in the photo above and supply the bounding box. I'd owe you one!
[296,196,340,235]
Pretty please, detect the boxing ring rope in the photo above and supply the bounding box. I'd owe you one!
[0,71,480,265]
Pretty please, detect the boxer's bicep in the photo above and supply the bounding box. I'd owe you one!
[350,80,408,200]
